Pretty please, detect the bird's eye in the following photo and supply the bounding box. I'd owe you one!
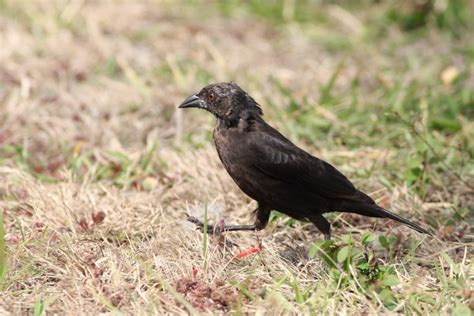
[208,93,215,102]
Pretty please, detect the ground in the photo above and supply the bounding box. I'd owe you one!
[0,0,473,314]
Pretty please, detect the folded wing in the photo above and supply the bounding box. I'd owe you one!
[247,128,360,201]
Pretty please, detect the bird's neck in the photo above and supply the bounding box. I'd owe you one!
[216,116,238,130]
[216,110,261,131]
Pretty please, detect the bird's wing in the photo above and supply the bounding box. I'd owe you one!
[247,130,357,199]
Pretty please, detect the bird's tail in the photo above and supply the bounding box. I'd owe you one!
[344,202,430,235]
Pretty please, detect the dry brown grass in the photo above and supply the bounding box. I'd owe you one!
[1,0,473,314]
[2,159,469,314]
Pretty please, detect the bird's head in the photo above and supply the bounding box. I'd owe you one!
[178,82,263,122]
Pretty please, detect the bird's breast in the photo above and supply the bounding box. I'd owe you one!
[213,127,258,192]
[213,127,290,207]
[213,127,244,172]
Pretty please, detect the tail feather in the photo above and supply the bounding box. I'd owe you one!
[345,203,430,235]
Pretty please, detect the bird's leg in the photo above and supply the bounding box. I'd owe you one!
[187,205,270,235]
[309,214,332,241]
[324,232,331,241]
[187,216,255,234]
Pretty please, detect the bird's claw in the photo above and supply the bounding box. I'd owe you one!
[187,216,222,235]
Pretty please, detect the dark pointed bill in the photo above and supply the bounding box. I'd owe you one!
[178,94,205,109]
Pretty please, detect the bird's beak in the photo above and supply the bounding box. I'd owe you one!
[178,94,206,109]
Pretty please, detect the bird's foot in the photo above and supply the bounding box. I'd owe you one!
[187,216,224,235]
[187,216,238,248]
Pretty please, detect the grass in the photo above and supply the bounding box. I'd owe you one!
[0,0,473,314]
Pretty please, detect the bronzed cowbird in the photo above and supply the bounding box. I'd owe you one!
[179,82,429,240]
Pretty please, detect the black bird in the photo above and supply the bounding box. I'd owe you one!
[179,82,429,240]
